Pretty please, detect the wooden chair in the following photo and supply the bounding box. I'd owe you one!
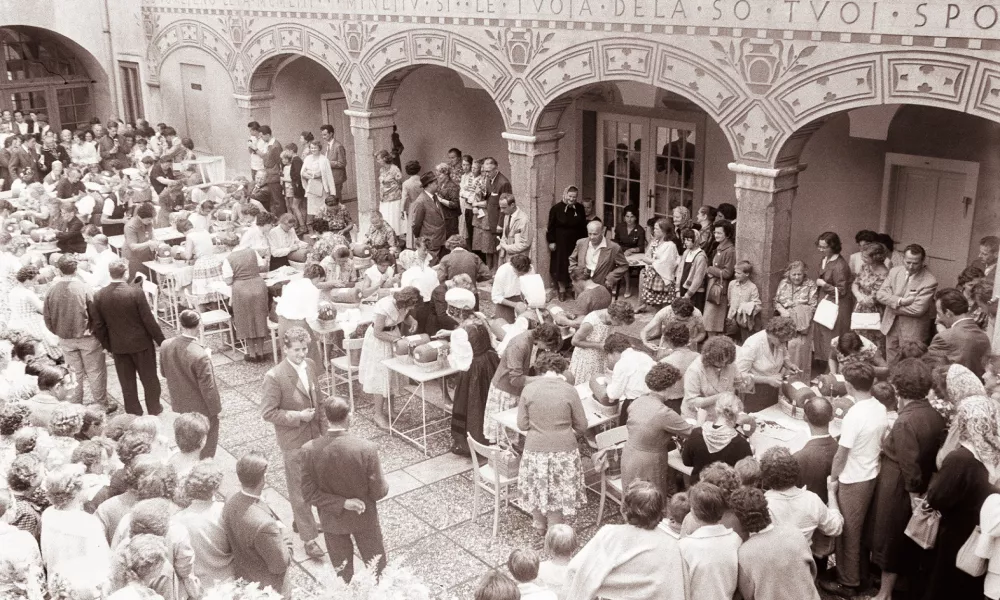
[592,425,629,526]
[467,433,519,539]
[183,289,239,353]
[329,336,363,412]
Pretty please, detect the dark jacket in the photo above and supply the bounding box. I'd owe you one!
[881,398,946,494]
[55,216,86,254]
[482,171,512,232]
[222,491,291,595]
[289,155,305,198]
[92,281,165,354]
[159,335,222,417]
[300,431,389,535]
[794,435,839,503]
[43,278,96,340]
[261,139,282,184]
[928,318,992,378]
[411,190,447,251]
[568,237,630,289]
[260,358,326,451]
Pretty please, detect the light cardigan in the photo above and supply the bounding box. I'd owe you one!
[678,523,741,600]
[300,153,336,197]
[735,330,787,380]
[41,506,111,586]
[764,486,843,540]
[646,237,678,284]
[172,500,235,588]
[565,524,688,600]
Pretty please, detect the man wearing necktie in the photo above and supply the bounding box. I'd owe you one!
[875,243,938,364]
[496,193,534,264]
[261,326,327,559]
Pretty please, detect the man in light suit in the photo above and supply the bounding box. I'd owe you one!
[496,193,533,263]
[875,243,938,364]
[261,326,326,559]
[411,171,447,261]
[568,219,629,291]
[159,310,222,458]
[928,287,992,378]
[301,397,389,583]
[222,452,293,597]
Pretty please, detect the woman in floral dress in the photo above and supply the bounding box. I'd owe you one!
[377,150,404,235]
[358,286,421,428]
[9,266,60,359]
[517,351,588,531]
[568,301,635,386]
[636,219,679,313]
[851,241,889,355]
[773,260,818,377]
[365,209,398,253]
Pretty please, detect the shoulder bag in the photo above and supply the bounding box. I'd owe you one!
[813,288,839,330]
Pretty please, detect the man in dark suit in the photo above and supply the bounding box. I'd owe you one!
[160,310,222,458]
[568,219,629,291]
[92,259,165,416]
[411,171,447,262]
[256,125,285,216]
[793,397,839,503]
[480,157,511,270]
[929,287,992,378]
[301,396,389,583]
[7,135,39,182]
[261,326,326,559]
[222,451,293,597]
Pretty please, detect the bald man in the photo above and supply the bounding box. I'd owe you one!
[568,219,629,291]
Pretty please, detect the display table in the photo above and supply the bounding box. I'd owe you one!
[383,356,461,455]
[492,383,619,437]
[109,227,183,253]
[142,251,231,328]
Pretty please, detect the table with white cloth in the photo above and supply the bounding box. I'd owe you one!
[109,227,184,254]
[143,251,231,328]
[383,356,461,455]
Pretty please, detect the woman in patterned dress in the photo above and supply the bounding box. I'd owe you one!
[445,288,501,453]
[9,266,60,359]
[773,260,818,377]
[568,301,636,387]
[365,209,398,253]
[223,245,270,362]
[636,218,679,313]
[358,286,421,428]
[517,351,588,531]
[377,150,404,235]
[851,241,889,355]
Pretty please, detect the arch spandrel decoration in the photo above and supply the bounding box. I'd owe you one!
[241,23,351,91]
[147,19,238,89]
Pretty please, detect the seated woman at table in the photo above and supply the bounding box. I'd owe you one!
[517,350,588,531]
[11,182,51,223]
[274,263,325,366]
[621,363,694,499]
[358,248,398,301]
[682,335,738,422]
[187,199,215,232]
[681,392,753,482]
[365,209,398,254]
[735,316,802,413]
[640,296,706,356]
[568,300,635,387]
[828,331,888,378]
[316,245,358,293]
[54,201,86,254]
[267,213,309,270]
[399,248,438,334]
[429,273,476,334]
[223,243,270,362]
[358,286,422,429]
[238,211,275,266]
[445,287,501,455]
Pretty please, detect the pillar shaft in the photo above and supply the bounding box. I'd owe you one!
[728,162,805,314]
[347,108,396,230]
[504,131,563,287]
[232,93,274,176]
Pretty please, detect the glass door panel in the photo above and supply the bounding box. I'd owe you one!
[651,120,697,222]
[597,113,644,233]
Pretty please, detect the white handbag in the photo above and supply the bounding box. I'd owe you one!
[813,288,839,330]
[850,312,882,331]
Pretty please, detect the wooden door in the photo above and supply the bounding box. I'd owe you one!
[885,155,978,286]
[180,63,212,152]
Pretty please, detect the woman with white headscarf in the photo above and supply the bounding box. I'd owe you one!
[925,396,1000,600]
[446,287,500,455]
[936,363,988,468]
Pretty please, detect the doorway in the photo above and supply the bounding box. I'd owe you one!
[596,112,700,232]
[881,153,979,286]
[321,93,356,202]
[180,63,212,152]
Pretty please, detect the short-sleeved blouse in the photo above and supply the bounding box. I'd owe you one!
[374,296,405,327]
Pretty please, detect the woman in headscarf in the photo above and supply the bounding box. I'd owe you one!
[680,392,752,482]
[923,396,1000,600]
[445,288,500,454]
[936,363,988,467]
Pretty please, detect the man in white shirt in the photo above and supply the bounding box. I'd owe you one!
[603,333,655,425]
[761,446,843,542]
[821,361,887,597]
[82,234,118,290]
[491,254,532,324]
[247,121,264,179]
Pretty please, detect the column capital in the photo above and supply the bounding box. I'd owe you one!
[502,130,565,157]
[232,93,275,110]
[728,162,806,194]
[345,108,397,130]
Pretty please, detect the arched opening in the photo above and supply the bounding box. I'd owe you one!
[375,65,510,178]
[541,81,735,234]
[0,25,110,133]
[788,105,1000,287]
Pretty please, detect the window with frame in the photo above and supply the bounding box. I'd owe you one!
[56,86,91,132]
[119,61,143,124]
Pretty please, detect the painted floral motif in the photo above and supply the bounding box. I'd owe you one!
[712,39,817,94]
[486,28,554,72]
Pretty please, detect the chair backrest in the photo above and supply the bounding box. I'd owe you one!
[467,433,499,487]
[182,288,202,313]
[596,425,629,450]
[342,336,364,351]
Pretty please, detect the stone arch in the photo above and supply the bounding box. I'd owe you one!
[148,19,238,90]
[241,22,351,94]
[769,50,1000,166]
[358,29,512,118]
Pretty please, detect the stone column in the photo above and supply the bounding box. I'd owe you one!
[993,262,1000,352]
[346,108,396,231]
[503,131,563,288]
[728,162,806,314]
[232,93,274,176]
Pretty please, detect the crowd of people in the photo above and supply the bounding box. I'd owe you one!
[0,108,999,600]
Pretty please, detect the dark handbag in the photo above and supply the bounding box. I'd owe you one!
[707,278,724,305]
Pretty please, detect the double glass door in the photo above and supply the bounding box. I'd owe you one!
[596,113,700,233]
